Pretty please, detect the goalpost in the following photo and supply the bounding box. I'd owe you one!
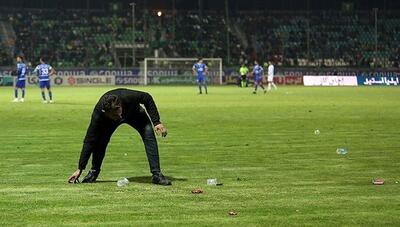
[143,58,223,85]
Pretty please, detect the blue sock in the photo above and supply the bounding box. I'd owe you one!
[41,91,46,100]
[15,89,18,98]
[49,91,52,100]
[22,90,25,98]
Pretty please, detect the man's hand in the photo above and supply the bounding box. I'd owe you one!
[68,169,82,183]
[155,123,168,137]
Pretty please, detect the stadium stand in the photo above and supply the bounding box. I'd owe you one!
[0,8,399,67]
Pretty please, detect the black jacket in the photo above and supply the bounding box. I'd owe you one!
[78,88,161,170]
[93,88,161,126]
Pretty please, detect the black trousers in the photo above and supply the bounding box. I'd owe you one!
[82,116,161,175]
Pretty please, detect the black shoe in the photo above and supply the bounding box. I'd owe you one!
[152,173,172,186]
[253,91,257,94]
[82,169,100,183]
[264,90,267,94]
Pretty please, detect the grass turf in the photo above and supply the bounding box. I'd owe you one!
[0,86,399,226]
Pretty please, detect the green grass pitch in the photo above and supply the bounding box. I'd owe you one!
[0,86,399,226]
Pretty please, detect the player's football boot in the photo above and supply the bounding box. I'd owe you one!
[20,98,24,102]
[82,169,100,183]
[12,98,19,102]
[151,173,172,186]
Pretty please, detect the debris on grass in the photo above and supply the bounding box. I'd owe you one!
[336,148,348,155]
[207,179,217,186]
[228,210,238,216]
[372,179,384,185]
[191,188,203,194]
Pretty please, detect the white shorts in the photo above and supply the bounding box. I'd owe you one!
[267,76,274,82]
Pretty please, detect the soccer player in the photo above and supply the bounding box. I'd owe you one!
[192,58,208,94]
[33,57,56,103]
[252,60,266,94]
[68,88,171,185]
[267,61,277,91]
[239,63,249,87]
[12,56,27,102]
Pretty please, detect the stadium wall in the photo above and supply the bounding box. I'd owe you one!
[1,68,400,86]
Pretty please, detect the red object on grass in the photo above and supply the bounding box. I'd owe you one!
[191,188,204,194]
[372,179,384,185]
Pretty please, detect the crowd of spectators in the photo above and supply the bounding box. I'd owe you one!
[160,11,241,64]
[153,10,400,68]
[0,8,399,68]
[5,9,127,67]
[231,10,400,67]
[0,44,12,65]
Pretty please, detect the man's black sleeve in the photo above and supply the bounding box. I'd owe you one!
[138,92,161,126]
[77,112,101,170]
[78,142,94,170]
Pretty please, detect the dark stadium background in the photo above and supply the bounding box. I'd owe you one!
[0,0,399,78]
[1,0,400,10]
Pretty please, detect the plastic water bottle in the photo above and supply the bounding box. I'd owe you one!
[336,148,348,155]
[117,177,129,187]
[207,178,217,186]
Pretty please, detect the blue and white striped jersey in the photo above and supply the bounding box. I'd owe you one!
[192,63,207,77]
[33,63,53,82]
[253,64,263,77]
[16,62,27,81]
